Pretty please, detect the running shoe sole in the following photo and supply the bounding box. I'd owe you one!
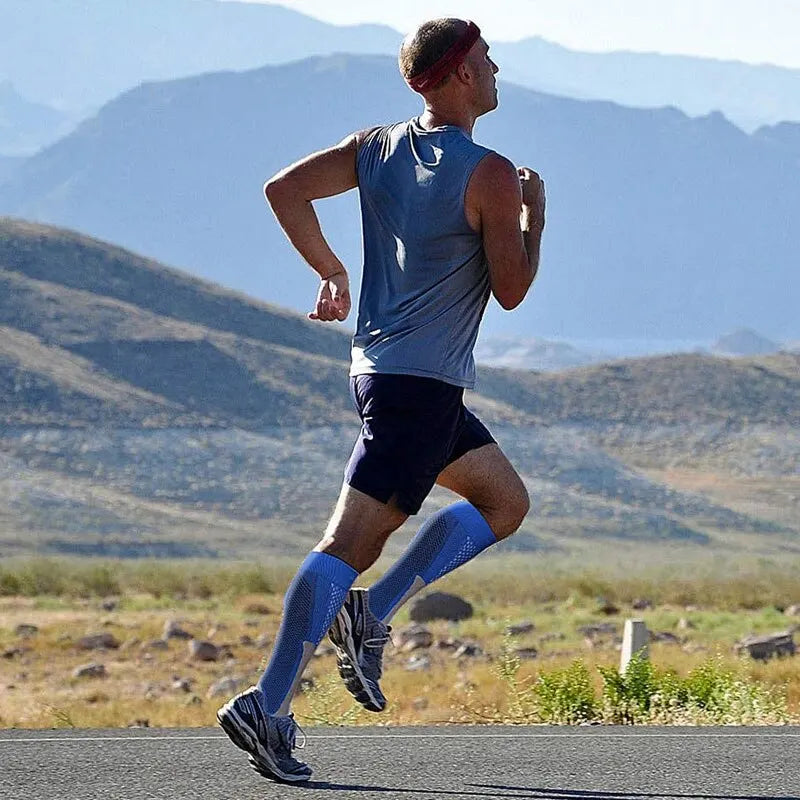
[216,703,311,783]
[329,604,387,712]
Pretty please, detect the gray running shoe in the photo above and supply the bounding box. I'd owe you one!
[328,587,391,712]
[217,686,311,783]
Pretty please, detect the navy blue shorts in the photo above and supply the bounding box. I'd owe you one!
[344,373,496,515]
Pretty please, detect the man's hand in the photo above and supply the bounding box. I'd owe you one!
[309,270,351,322]
[518,167,545,231]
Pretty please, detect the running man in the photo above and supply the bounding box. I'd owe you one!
[217,17,545,783]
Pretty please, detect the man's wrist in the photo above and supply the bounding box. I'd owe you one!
[318,266,347,281]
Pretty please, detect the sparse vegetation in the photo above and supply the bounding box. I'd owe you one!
[1,558,798,729]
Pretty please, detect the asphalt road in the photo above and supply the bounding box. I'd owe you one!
[1,726,798,800]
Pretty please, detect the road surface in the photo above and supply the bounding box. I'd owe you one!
[1,726,798,799]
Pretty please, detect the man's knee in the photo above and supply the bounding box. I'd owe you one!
[316,534,381,574]
[481,482,529,540]
[316,486,408,573]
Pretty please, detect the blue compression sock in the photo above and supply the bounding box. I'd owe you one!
[367,501,497,623]
[257,551,357,715]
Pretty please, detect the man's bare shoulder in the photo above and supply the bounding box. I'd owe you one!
[470,152,519,195]
[354,126,386,148]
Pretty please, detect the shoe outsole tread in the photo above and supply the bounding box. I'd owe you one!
[328,591,388,713]
[217,699,311,784]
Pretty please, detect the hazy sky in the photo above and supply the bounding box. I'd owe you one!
[253,0,800,69]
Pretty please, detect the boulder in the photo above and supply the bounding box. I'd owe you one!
[452,642,483,659]
[735,631,796,661]
[409,592,473,623]
[578,622,617,637]
[206,676,241,698]
[652,631,682,644]
[242,602,271,615]
[73,662,107,679]
[505,620,535,636]
[189,640,220,662]
[14,624,38,638]
[78,633,120,650]
[405,654,431,671]
[785,604,800,617]
[141,639,169,651]
[514,647,539,661]
[632,598,654,611]
[172,677,193,693]
[164,620,193,640]
[597,600,620,616]
[395,625,434,652]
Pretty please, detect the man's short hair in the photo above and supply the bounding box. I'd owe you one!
[399,18,469,90]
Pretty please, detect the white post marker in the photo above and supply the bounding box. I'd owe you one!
[620,618,649,673]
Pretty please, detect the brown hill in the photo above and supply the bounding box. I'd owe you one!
[0,219,797,559]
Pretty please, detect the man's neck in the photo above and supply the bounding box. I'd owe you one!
[418,106,477,138]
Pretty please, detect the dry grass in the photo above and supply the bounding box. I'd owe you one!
[1,556,799,729]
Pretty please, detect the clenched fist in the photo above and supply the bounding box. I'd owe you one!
[309,269,351,322]
[518,167,545,231]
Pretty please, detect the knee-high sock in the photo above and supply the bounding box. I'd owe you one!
[366,501,497,623]
[257,551,357,715]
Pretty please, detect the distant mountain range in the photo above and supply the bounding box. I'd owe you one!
[1,55,797,342]
[0,219,798,559]
[4,0,800,141]
[0,81,78,156]
[491,38,800,132]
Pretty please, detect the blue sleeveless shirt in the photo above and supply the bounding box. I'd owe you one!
[350,117,494,389]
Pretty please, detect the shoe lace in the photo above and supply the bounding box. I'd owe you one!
[364,622,392,650]
[276,714,307,753]
[362,621,392,679]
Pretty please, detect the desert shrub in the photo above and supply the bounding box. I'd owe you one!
[598,652,660,723]
[72,563,121,597]
[533,660,598,724]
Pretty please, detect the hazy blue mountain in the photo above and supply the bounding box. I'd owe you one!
[0,81,74,156]
[0,156,24,184]
[1,55,798,341]
[492,38,800,132]
[712,329,781,357]
[474,337,601,371]
[5,0,800,135]
[1,0,401,111]
[753,122,800,160]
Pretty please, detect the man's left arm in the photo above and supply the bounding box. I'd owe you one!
[264,131,366,322]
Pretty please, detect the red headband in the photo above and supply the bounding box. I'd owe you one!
[407,21,482,93]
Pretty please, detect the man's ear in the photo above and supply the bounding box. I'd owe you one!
[454,59,473,86]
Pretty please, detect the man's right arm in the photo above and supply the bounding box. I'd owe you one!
[466,154,545,310]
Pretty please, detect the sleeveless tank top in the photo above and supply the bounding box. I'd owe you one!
[350,117,494,389]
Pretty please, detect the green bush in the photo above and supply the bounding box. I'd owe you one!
[480,650,791,726]
[533,660,598,724]
[598,652,660,723]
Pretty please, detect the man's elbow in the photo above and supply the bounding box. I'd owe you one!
[496,293,524,311]
[263,176,286,205]
[494,277,534,310]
